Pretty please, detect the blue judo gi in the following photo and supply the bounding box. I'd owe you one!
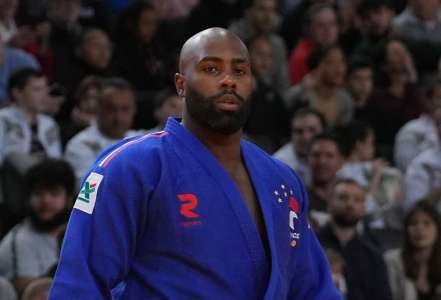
[49,118,341,300]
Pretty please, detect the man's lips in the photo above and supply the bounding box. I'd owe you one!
[215,95,242,111]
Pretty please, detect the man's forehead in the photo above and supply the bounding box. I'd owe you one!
[179,28,249,72]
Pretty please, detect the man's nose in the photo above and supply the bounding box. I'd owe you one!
[219,75,237,90]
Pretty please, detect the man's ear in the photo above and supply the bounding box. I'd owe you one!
[175,73,185,98]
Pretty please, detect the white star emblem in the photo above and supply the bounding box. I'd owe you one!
[274,190,279,196]
[281,184,285,189]
[278,198,283,203]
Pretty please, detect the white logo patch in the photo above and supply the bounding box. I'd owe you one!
[74,172,103,214]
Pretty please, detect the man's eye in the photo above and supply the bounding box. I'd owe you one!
[204,66,218,73]
[234,68,246,76]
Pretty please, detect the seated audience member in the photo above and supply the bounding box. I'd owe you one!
[229,0,290,91]
[395,77,441,173]
[404,107,441,212]
[338,121,403,228]
[353,0,395,59]
[64,78,137,184]
[58,28,113,100]
[21,277,52,300]
[113,1,174,92]
[0,33,39,104]
[307,130,346,216]
[0,277,16,300]
[0,159,75,295]
[0,0,18,44]
[59,76,103,147]
[384,202,441,300]
[288,3,339,84]
[317,178,393,300]
[145,88,183,133]
[0,68,62,164]
[273,108,326,183]
[392,0,441,77]
[346,56,374,121]
[367,39,420,160]
[325,248,348,299]
[244,34,290,153]
[0,69,62,218]
[284,45,353,127]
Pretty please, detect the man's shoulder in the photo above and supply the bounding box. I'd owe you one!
[95,131,170,170]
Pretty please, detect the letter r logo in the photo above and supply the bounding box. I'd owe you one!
[177,194,199,218]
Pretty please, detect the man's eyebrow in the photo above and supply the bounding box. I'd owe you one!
[197,57,250,65]
[197,56,223,64]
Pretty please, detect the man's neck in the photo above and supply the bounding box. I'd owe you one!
[182,118,243,167]
[331,221,357,245]
[310,180,332,199]
[16,105,38,124]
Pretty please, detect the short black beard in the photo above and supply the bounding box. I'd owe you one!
[332,213,360,228]
[29,208,70,232]
[185,85,251,134]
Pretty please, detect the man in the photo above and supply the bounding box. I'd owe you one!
[0,159,75,295]
[394,77,441,172]
[0,68,62,219]
[50,27,340,299]
[229,0,290,91]
[64,77,136,185]
[273,107,326,184]
[392,0,441,76]
[404,106,441,212]
[0,32,39,104]
[317,178,393,300]
[307,131,346,214]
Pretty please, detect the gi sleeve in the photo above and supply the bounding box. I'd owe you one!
[49,150,155,300]
[288,178,342,300]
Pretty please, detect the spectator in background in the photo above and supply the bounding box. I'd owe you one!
[60,28,112,95]
[285,45,353,128]
[145,87,183,133]
[0,159,75,295]
[229,0,290,92]
[0,0,18,43]
[337,121,403,231]
[317,178,393,300]
[244,34,290,153]
[279,0,337,52]
[0,32,39,104]
[113,1,173,92]
[288,3,339,84]
[392,0,441,77]
[186,0,248,37]
[384,202,441,300]
[47,0,83,84]
[21,277,52,300]
[307,131,345,216]
[64,78,136,185]
[352,0,395,59]
[273,107,326,184]
[20,16,54,81]
[345,56,374,122]
[0,68,61,165]
[59,76,102,147]
[395,77,441,173]
[367,39,420,160]
[404,106,441,213]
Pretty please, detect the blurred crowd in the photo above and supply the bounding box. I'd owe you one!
[0,0,440,299]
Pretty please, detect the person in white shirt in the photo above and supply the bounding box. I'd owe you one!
[273,107,326,184]
[404,106,441,212]
[394,77,441,172]
[64,77,137,185]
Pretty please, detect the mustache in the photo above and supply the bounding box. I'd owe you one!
[208,90,245,103]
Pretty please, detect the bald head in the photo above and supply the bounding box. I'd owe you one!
[178,27,250,74]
